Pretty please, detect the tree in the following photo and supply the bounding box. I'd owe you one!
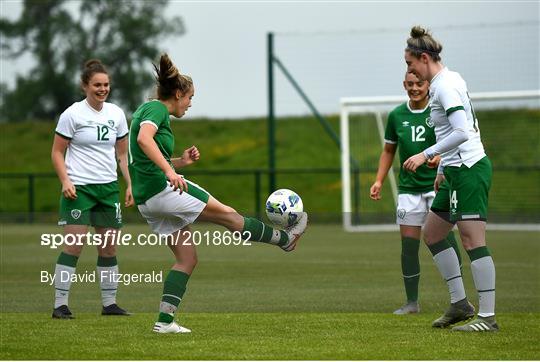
[0,0,185,121]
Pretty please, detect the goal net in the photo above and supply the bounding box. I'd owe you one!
[340,90,540,232]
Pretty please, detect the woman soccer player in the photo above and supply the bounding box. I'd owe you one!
[370,71,462,315]
[403,26,497,331]
[51,59,132,318]
[128,54,308,334]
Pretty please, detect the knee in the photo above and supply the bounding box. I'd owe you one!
[97,244,117,258]
[63,244,83,258]
[422,227,437,245]
[458,232,475,251]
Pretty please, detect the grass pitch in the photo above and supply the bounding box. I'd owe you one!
[1,224,539,359]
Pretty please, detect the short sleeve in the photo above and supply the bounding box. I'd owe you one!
[55,110,75,139]
[438,85,465,116]
[140,102,168,129]
[116,109,129,139]
[384,111,397,144]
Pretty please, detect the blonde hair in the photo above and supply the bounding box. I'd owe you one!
[406,25,443,62]
[153,53,193,100]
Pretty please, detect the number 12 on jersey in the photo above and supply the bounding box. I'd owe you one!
[411,125,426,142]
[97,125,110,141]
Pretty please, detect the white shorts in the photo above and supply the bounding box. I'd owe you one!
[138,181,209,235]
[396,191,436,226]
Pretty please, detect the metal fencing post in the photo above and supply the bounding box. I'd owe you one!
[28,174,35,224]
[254,170,262,219]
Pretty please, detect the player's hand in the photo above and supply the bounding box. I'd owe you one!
[181,145,200,166]
[403,152,427,172]
[62,180,77,200]
[434,173,445,193]
[166,169,188,194]
[426,155,441,169]
[370,181,382,200]
[124,186,134,207]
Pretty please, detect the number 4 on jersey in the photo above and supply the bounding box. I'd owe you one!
[450,190,458,209]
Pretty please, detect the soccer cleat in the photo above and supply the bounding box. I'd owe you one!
[452,316,499,332]
[52,305,74,319]
[153,321,191,334]
[102,303,131,316]
[432,300,475,328]
[281,213,308,252]
[393,301,420,315]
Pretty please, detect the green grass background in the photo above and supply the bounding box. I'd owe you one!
[1,224,539,359]
[1,110,539,359]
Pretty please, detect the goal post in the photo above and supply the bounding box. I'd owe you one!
[340,90,540,232]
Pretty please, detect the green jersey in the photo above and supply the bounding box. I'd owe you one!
[384,102,437,194]
[128,100,174,205]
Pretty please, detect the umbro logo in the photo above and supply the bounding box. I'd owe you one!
[402,121,409,127]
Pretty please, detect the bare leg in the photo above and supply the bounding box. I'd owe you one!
[62,225,88,257]
[196,196,243,231]
[456,220,486,251]
[423,212,454,245]
[400,225,421,240]
[167,226,198,275]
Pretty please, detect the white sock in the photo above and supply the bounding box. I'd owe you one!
[97,265,118,307]
[54,264,75,308]
[471,256,496,317]
[271,229,286,244]
[433,248,466,303]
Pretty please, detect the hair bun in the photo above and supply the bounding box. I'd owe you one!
[159,53,180,81]
[153,53,193,100]
[410,25,427,38]
[84,59,103,69]
[406,25,442,62]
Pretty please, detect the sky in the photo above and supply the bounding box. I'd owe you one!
[1,0,539,119]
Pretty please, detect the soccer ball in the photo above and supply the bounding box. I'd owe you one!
[265,189,303,228]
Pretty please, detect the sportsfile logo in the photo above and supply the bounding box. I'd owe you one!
[40,231,253,249]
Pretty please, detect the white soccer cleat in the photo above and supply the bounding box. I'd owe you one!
[393,301,420,315]
[281,212,308,252]
[153,321,191,334]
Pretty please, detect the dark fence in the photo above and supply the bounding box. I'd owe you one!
[0,169,362,224]
[1,166,539,224]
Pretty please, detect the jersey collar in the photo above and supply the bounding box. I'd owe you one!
[84,99,104,114]
[430,66,448,86]
[406,100,429,114]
